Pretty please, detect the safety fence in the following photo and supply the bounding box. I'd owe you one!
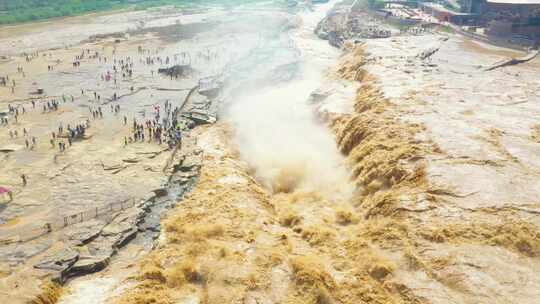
[0,198,137,245]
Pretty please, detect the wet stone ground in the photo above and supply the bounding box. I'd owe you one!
[0,3,269,301]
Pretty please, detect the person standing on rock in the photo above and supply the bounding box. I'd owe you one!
[21,174,27,187]
[177,129,182,150]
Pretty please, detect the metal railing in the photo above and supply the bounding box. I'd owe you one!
[0,198,136,245]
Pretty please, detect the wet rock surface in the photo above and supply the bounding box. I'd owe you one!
[34,248,79,274]
[2,1,539,304]
[158,65,193,78]
[111,2,539,304]
[18,153,203,284]
[68,255,110,278]
[324,2,540,302]
[0,2,236,300]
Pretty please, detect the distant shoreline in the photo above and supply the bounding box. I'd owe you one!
[0,0,195,27]
[0,0,276,27]
[0,6,135,29]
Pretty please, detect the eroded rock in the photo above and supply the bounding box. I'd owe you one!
[68,255,110,278]
[34,248,79,282]
[62,219,107,245]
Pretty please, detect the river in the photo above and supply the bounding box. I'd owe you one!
[55,1,354,303]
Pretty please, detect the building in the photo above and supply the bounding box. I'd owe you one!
[419,0,540,44]
[482,0,540,41]
[419,2,480,24]
[460,0,487,14]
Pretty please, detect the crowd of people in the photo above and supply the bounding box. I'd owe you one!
[50,121,90,152]
[1,66,22,93]
[2,43,197,189]
[3,93,182,154]
[125,99,182,149]
[42,100,61,112]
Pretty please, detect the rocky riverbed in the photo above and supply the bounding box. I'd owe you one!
[108,2,539,304]
[1,1,540,303]
[320,2,540,303]
[0,3,246,302]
